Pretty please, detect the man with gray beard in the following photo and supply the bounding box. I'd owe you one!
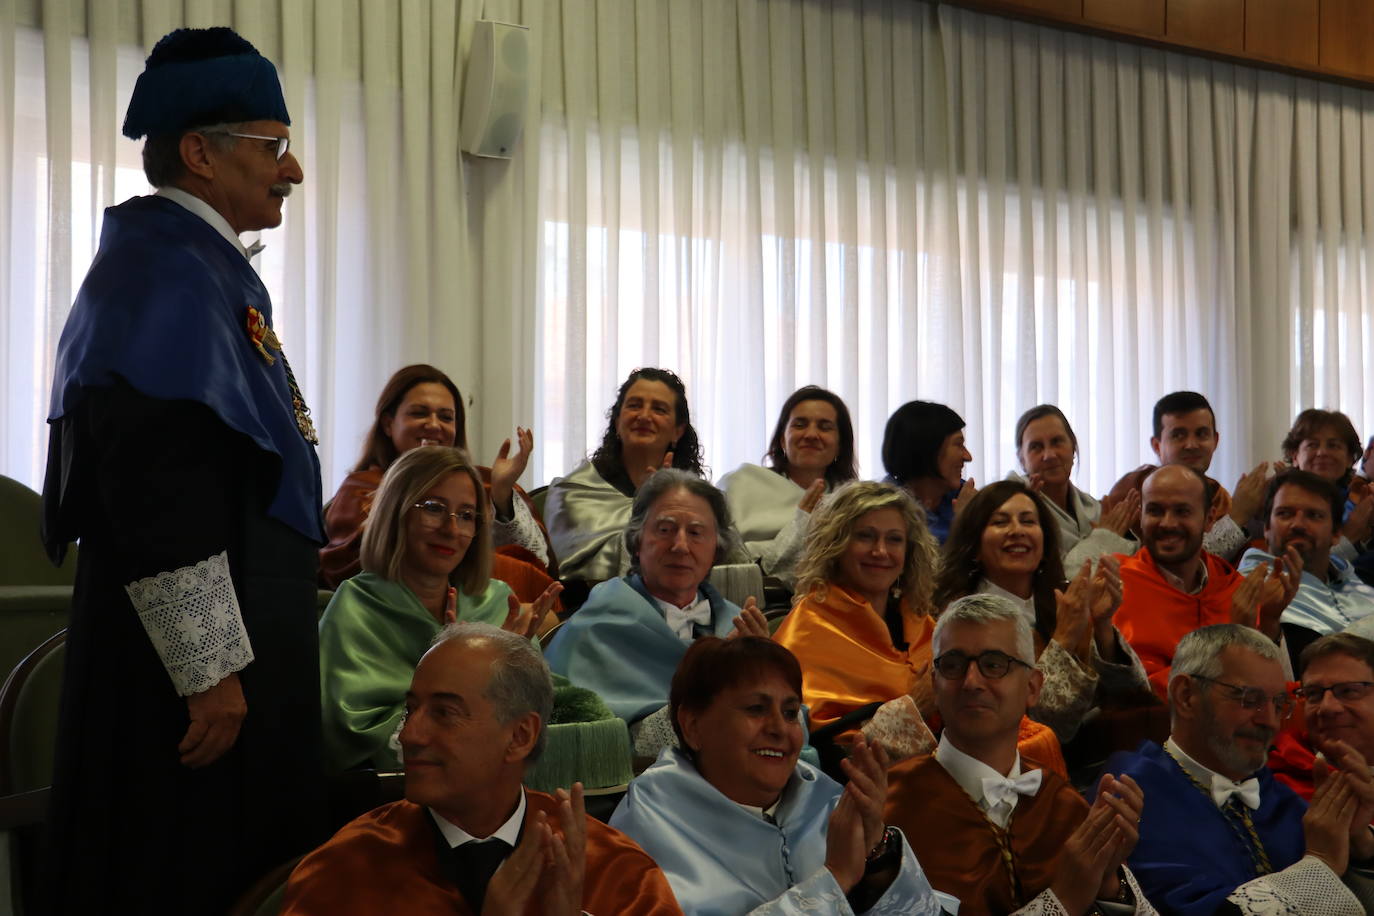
[1112,624,1374,915]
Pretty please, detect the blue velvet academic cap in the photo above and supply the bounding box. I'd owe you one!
[122,27,290,140]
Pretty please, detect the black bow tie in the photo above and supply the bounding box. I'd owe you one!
[440,838,512,911]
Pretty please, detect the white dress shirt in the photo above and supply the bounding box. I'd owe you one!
[429,789,528,848]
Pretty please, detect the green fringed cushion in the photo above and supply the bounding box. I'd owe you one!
[550,684,615,724]
[525,718,632,794]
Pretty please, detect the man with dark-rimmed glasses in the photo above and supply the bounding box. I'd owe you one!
[884,593,1155,915]
[1271,632,1374,811]
[1114,623,1374,914]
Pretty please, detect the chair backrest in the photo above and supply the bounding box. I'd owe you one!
[0,475,75,587]
[707,563,765,610]
[0,629,67,795]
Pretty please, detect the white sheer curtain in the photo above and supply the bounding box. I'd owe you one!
[532,1,1374,499]
[0,0,493,502]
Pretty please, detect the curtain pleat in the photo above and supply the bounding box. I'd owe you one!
[14,0,1374,506]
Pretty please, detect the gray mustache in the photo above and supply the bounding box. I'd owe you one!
[270,183,293,198]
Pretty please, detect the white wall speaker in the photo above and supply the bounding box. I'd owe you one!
[460,20,530,159]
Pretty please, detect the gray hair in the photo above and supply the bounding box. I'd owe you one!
[431,622,554,761]
[142,121,242,187]
[933,593,1035,664]
[624,468,740,571]
[1169,624,1282,686]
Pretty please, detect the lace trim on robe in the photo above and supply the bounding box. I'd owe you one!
[124,550,254,696]
[860,695,936,763]
[491,495,550,565]
[1225,856,1363,916]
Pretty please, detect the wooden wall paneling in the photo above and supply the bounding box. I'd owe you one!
[1165,0,1244,54]
[1245,0,1320,68]
[1085,0,1164,37]
[1320,0,1374,80]
[983,0,1083,23]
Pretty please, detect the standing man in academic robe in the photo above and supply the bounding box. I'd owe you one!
[884,593,1155,915]
[280,622,683,916]
[41,26,325,915]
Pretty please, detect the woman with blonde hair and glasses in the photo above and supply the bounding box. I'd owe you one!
[317,446,560,771]
[774,481,1065,771]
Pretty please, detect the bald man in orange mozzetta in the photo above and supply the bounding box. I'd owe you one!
[1115,465,1303,697]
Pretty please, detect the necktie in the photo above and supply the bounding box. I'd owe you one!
[1211,774,1262,810]
[981,769,1044,810]
[444,838,512,912]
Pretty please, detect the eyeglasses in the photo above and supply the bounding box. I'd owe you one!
[411,500,479,531]
[202,129,291,160]
[1293,681,1374,704]
[933,649,1033,680]
[1191,675,1294,719]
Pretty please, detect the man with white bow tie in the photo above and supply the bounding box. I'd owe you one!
[885,593,1156,915]
[1114,623,1374,915]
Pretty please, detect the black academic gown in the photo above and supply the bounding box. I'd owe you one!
[40,196,326,915]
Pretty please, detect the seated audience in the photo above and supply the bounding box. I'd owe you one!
[1107,391,1266,562]
[774,482,1064,768]
[1008,403,1138,565]
[1271,633,1374,803]
[1115,464,1300,696]
[610,636,942,915]
[318,447,560,771]
[1112,624,1374,915]
[1239,470,1374,659]
[1282,408,1374,558]
[320,364,557,598]
[544,469,767,756]
[933,479,1150,742]
[880,400,974,544]
[718,385,859,590]
[546,367,710,582]
[282,623,682,915]
[884,594,1155,915]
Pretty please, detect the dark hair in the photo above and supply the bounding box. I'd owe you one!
[1262,468,1344,534]
[1014,404,1078,463]
[624,469,740,571]
[590,368,705,478]
[1299,632,1374,679]
[932,480,1066,642]
[1152,391,1216,439]
[669,636,803,752]
[764,386,858,487]
[881,400,965,484]
[353,364,466,472]
[1282,409,1362,484]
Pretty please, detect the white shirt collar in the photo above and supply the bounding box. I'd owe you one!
[935,732,1023,806]
[978,578,1037,629]
[155,186,261,261]
[736,796,783,822]
[1158,559,1209,596]
[428,789,527,848]
[1165,737,1256,810]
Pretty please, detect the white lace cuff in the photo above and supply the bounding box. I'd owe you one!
[1009,887,1070,915]
[1032,639,1099,743]
[124,551,254,697]
[1204,514,1249,564]
[1226,855,1363,915]
[491,495,550,565]
[861,695,935,763]
[629,705,679,758]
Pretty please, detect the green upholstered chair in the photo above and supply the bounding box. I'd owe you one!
[1,475,76,682]
[0,475,75,587]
